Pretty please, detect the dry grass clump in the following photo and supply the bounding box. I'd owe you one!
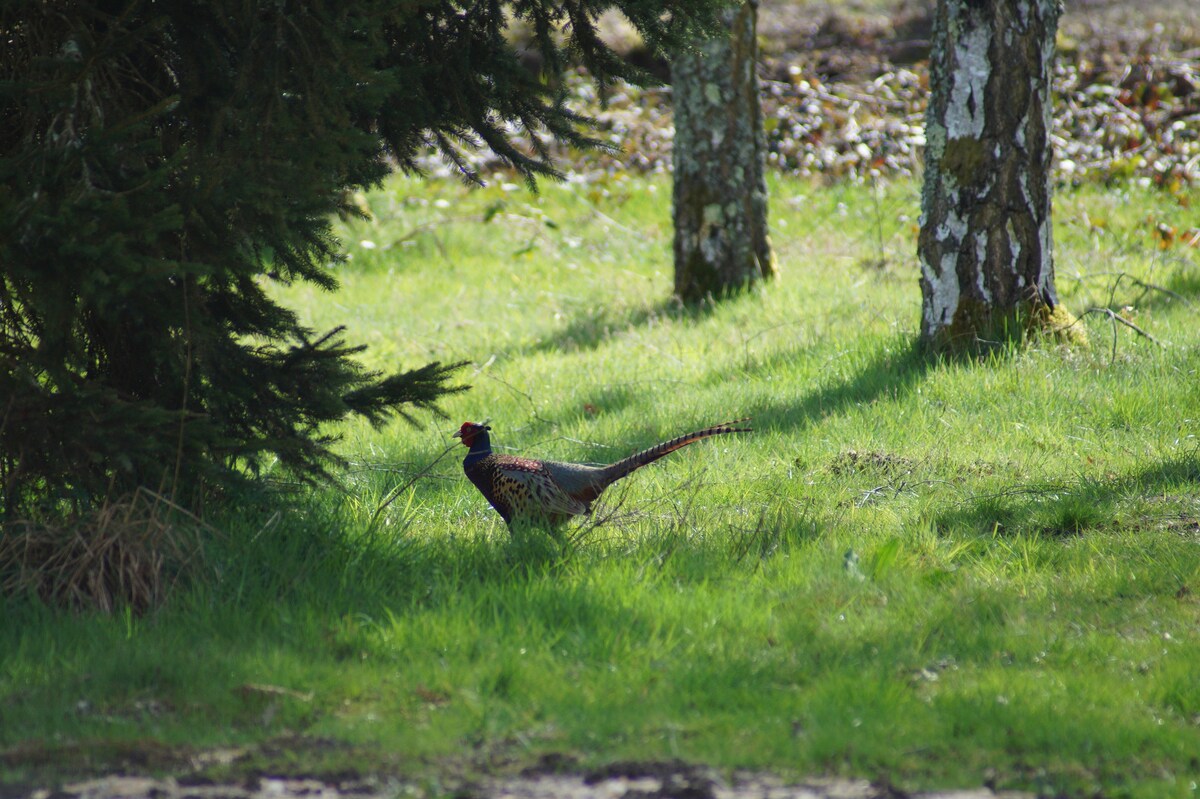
[0,489,211,613]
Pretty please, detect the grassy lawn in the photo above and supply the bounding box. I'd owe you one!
[3,172,1200,797]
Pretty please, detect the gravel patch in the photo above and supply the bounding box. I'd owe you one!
[25,767,1035,799]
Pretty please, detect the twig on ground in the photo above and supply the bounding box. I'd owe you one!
[1083,307,1162,344]
[383,219,465,269]
[368,442,458,531]
[948,482,1075,511]
[483,373,546,423]
[565,483,639,553]
[855,478,957,507]
[1076,306,1164,364]
[1068,271,1195,308]
[566,470,711,554]
[384,214,478,249]
[238,683,314,702]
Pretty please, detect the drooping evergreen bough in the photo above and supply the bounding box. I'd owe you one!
[0,1,728,518]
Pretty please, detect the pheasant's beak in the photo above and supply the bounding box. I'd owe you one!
[451,429,463,438]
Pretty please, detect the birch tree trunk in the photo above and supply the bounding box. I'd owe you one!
[918,0,1066,352]
[672,1,776,303]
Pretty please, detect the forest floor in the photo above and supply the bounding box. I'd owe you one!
[454,0,1199,187]
[20,763,1033,799]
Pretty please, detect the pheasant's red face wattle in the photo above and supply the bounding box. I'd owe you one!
[456,421,476,446]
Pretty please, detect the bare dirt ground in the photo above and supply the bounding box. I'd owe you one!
[24,764,1035,799]
[478,0,1199,184]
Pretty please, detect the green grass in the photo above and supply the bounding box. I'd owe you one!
[4,172,1200,797]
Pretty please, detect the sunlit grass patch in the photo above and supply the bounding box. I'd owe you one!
[3,173,1200,797]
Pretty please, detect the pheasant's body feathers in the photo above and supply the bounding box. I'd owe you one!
[471,455,592,523]
[454,420,749,528]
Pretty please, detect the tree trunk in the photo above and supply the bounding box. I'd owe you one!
[918,0,1065,352]
[672,1,776,303]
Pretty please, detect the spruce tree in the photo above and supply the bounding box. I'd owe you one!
[0,0,727,518]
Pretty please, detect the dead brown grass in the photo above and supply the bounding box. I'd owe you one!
[0,488,213,613]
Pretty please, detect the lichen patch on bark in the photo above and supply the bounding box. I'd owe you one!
[945,22,991,139]
[918,0,1065,353]
[672,1,776,302]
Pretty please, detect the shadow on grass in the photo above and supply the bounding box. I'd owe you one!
[934,453,1200,538]
[525,296,715,356]
[1062,256,1200,317]
[553,383,640,423]
[194,481,793,621]
[743,336,934,434]
[1152,265,1200,310]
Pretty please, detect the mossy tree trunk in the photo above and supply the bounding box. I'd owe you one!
[672,1,776,303]
[918,0,1063,352]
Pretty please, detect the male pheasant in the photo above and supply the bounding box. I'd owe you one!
[453,420,750,528]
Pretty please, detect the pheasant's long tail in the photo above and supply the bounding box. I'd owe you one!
[598,419,751,488]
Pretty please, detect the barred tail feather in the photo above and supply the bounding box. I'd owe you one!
[599,419,751,487]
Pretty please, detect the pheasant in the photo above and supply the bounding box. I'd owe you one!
[452,420,750,528]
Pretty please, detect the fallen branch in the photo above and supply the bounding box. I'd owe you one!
[237,683,314,702]
[1080,307,1161,344]
[1077,305,1164,365]
[1069,271,1195,309]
